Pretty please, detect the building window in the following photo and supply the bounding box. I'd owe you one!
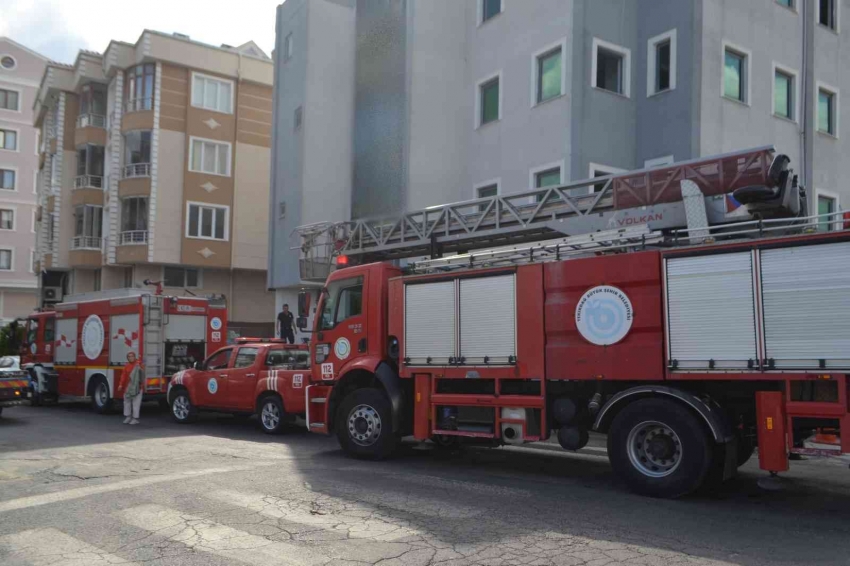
[647,30,676,96]
[125,64,155,112]
[817,191,839,231]
[532,165,562,202]
[0,88,19,111]
[294,106,303,130]
[776,0,794,9]
[0,55,16,70]
[190,137,231,176]
[284,33,293,61]
[164,266,200,288]
[817,86,838,136]
[0,168,15,190]
[123,268,133,288]
[0,128,17,150]
[644,155,674,168]
[592,38,631,97]
[0,249,11,270]
[187,202,229,241]
[46,213,54,243]
[93,269,102,292]
[481,0,502,23]
[0,208,13,230]
[30,249,36,273]
[535,45,563,104]
[31,209,37,233]
[120,197,149,244]
[73,205,102,249]
[819,0,837,30]
[191,73,234,114]
[773,67,795,120]
[723,46,748,103]
[476,182,498,212]
[76,144,105,187]
[589,163,626,194]
[123,130,152,178]
[478,74,501,126]
[79,83,106,119]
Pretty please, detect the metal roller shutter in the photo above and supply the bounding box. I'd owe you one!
[405,281,456,364]
[761,241,850,369]
[460,275,516,364]
[667,252,757,369]
[55,318,78,364]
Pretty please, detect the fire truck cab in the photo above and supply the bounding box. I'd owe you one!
[168,339,309,434]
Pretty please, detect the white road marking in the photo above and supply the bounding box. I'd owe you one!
[0,528,138,565]
[0,465,267,514]
[117,504,329,566]
[209,489,423,541]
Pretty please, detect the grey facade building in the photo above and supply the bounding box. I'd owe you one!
[269,0,847,305]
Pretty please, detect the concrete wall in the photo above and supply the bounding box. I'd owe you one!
[152,130,185,264]
[232,142,271,270]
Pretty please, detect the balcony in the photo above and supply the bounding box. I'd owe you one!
[74,175,104,189]
[76,114,106,129]
[71,236,102,250]
[119,230,148,245]
[124,97,152,113]
[123,163,151,179]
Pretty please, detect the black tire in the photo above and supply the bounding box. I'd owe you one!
[335,388,398,460]
[170,389,198,424]
[28,370,43,407]
[89,376,113,414]
[607,398,712,498]
[258,395,286,435]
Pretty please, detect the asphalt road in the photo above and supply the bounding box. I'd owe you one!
[0,402,849,566]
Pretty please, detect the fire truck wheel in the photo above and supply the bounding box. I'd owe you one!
[336,388,398,460]
[28,370,43,407]
[258,395,286,434]
[170,390,198,423]
[607,398,712,498]
[89,377,113,414]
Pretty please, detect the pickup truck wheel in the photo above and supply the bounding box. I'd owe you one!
[607,398,712,498]
[28,370,43,407]
[336,388,398,460]
[259,396,286,434]
[90,377,112,414]
[170,390,197,424]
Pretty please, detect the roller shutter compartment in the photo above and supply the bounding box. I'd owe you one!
[405,281,456,365]
[460,275,516,364]
[666,252,757,369]
[760,241,850,369]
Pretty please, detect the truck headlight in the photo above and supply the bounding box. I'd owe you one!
[315,344,330,364]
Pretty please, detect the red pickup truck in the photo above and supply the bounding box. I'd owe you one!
[167,339,309,434]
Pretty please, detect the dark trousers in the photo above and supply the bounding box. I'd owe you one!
[281,329,295,344]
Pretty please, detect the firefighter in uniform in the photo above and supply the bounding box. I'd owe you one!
[120,352,144,425]
[277,304,297,344]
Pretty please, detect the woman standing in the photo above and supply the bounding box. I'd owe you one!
[119,352,144,425]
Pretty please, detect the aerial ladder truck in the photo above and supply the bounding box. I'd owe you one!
[291,146,849,497]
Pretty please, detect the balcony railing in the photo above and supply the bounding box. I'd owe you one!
[76,113,106,129]
[122,163,151,179]
[119,230,148,245]
[71,236,102,250]
[124,97,152,113]
[74,175,104,189]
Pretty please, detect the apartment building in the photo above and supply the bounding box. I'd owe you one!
[268,0,849,304]
[34,31,275,335]
[0,38,47,324]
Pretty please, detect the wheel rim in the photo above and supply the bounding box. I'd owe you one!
[96,382,108,407]
[347,404,382,447]
[173,395,190,420]
[626,420,683,478]
[261,402,280,430]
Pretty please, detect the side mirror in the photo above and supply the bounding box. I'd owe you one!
[193,361,202,370]
[296,316,308,330]
[298,290,311,318]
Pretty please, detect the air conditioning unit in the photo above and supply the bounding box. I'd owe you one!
[42,287,63,302]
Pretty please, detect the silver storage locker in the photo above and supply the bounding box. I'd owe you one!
[760,241,850,369]
[666,252,757,369]
[460,275,516,364]
[405,281,456,364]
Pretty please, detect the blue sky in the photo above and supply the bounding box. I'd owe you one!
[0,0,280,63]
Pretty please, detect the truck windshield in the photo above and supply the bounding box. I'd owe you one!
[319,276,363,330]
[26,320,38,344]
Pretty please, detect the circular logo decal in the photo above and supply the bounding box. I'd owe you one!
[575,286,633,346]
[30,342,37,355]
[210,317,222,330]
[334,337,351,360]
[81,315,105,360]
[207,378,218,394]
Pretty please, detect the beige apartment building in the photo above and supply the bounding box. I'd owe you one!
[0,38,47,324]
[33,31,275,335]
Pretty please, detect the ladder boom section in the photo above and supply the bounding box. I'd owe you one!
[295,146,776,269]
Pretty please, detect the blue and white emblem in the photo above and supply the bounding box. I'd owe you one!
[575,285,633,346]
[207,377,218,394]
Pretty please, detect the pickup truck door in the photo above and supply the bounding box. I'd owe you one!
[195,347,233,407]
[264,348,310,416]
[226,346,261,411]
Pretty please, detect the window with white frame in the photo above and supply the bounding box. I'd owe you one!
[0,55,16,70]
[477,74,501,126]
[189,137,231,176]
[819,0,837,30]
[481,0,502,24]
[284,33,293,61]
[0,248,11,270]
[534,43,564,104]
[817,190,839,231]
[532,164,562,202]
[191,73,233,114]
[125,64,155,112]
[817,85,838,136]
[73,205,102,240]
[121,197,149,243]
[475,181,498,212]
[590,163,626,194]
[723,44,749,103]
[0,168,14,190]
[0,88,19,111]
[644,155,674,168]
[592,38,631,97]
[647,30,676,96]
[31,209,36,233]
[0,208,13,230]
[0,128,17,150]
[776,0,794,9]
[773,66,796,120]
[30,249,36,273]
[164,266,200,288]
[186,202,229,241]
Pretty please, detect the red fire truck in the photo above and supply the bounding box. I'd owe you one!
[292,146,850,497]
[20,287,228,413]
[167,339,309,433]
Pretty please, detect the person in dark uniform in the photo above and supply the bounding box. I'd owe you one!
[277,304,297,344]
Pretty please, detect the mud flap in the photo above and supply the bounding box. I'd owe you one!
[375,362,403,434]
